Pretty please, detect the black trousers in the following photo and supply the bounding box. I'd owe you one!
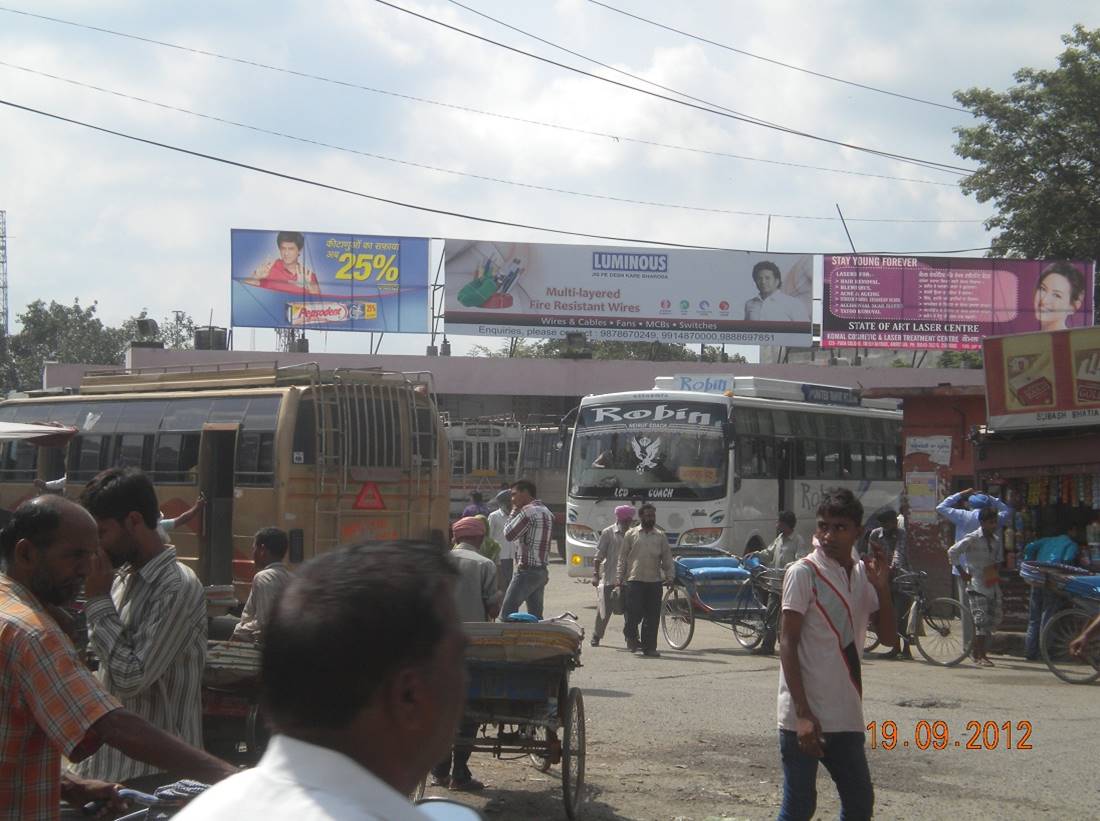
[624,580,662,652]
[432,719,480,783]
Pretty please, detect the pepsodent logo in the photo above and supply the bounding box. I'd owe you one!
[287,301,377,326]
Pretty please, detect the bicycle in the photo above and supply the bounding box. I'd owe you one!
[729,560,784,650]
[863,571,971,666]
[1037,576,1100,684]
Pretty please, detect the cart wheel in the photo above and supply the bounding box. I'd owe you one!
[561,688,586,820]
[731,584,764,649]
[661,584,694,649]
[913,597,970,667]
[1042,609,1100,684]
[409,774,427,802]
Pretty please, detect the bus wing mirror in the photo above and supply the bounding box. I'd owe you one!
[723,421,735,446]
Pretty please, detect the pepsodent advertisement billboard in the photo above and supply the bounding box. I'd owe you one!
[443,240,813,345]
[231,229,430,332]
[823,255,1094,350]
[984,326,1100,430]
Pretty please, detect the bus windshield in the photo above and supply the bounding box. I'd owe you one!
[569,401,728,501]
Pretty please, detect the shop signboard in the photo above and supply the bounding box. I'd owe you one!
[443,239,813,346]
[823,256,1094,350]
[230,229,430,332]
[984,327,1100,430]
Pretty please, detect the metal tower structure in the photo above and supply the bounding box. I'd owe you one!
[0,210,7,338]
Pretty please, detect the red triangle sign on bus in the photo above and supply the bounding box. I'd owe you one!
[354,482,386,510]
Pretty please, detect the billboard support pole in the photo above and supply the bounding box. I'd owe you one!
[429,248,446,349]
[765,214,772,251]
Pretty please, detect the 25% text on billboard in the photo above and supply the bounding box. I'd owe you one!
[334,253,400,282]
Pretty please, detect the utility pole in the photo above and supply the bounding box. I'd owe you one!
[0,210,11,392]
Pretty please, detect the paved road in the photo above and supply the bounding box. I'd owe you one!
[430,561,1100,820]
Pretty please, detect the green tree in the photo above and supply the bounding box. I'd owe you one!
[119,310,197,351]
[954,25,1100,319]
[936,350,984,369]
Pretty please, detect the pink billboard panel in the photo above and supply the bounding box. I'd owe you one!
[822,255,1094,350]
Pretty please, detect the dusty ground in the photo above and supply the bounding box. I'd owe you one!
[426,561,1100,820]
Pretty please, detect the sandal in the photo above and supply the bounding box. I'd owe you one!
[978,657,995,667]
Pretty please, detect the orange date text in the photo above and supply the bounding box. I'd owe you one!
[866,720,1033,751]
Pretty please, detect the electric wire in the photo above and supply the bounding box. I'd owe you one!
[0,98,994,255]
[0,4,960,187]
[588,0,967,113]
[0,61,981,224]
[373,0,974,175]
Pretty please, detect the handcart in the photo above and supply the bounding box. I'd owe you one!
[660,551,781,650]
[202,640,268,764]
[461,615,586,819]
[1021,561,1100,684]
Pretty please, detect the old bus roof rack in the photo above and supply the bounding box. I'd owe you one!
[78,362,435,395]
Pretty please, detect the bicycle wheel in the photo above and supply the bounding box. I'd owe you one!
[561,688,586,820]
[1041,609,1100,685]
[731,583,765,649]
[661,584,694,649]
[913,597,970,666]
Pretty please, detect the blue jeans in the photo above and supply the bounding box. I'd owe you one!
[499,565,548,620]
[778,730,873,821]
[1025,585,1061,659]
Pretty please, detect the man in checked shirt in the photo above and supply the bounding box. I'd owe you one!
[69,467,207,790]
[499,479,554,620]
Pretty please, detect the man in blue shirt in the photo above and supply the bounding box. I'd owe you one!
[1022,526,1081,660]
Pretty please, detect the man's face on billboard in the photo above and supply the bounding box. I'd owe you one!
[754,268,779,298]
[279,241,301,267]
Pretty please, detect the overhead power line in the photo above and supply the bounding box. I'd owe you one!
[588,0,967,113]
[373,0,973,175]
[0,98,993,255]
[0,61,980,224]
[0,4,959,187]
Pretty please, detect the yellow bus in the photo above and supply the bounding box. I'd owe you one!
[0,362,449,598]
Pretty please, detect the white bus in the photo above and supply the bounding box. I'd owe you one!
[564,376,903,576]
[443,416,522,519]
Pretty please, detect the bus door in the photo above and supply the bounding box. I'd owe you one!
[776,438,798,515]
[198,423,239,585]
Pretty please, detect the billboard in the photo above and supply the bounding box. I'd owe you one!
[984,327,1100,430]
[443,240,812,346]
[822,256,1094,350]
[231,229,429,332]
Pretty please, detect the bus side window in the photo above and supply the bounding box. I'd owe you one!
[68,435,109,482]
[820,439,841,479]
[801,440,821,479]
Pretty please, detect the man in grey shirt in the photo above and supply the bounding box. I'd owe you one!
[947,507,1003,668]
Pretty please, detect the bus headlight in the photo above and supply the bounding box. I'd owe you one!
[571,554,583,566]
[678,528,723,546]
[567,524,599,545]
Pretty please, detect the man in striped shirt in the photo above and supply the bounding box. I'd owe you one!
[70,468,208,788]
[500,479,554,620]
[231,527,292,644]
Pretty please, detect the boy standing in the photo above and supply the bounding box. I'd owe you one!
[777,488,894,821]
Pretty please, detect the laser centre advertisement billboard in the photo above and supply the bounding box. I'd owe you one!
[822,255,1094,350]
[984,327,1100,430]
[443,240,812,345]
[231,229,429,332]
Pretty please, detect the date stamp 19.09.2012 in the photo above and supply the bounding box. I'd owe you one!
[866,720,1033,751]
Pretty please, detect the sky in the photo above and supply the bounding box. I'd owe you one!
[1,0,1097,361]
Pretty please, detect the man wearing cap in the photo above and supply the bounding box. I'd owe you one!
[590,505,635,647]
[432,517,501,792]
[936,488,1013,645]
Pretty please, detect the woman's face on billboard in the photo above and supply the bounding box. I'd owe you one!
[1034,271,1082,330]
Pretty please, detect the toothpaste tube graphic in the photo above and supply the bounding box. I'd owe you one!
[286,301,377,326]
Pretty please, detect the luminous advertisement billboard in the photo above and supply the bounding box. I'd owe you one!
[822,256,1094,350]
[230,229,429,332]
[443,240,812,346]
[984,327,1100,431]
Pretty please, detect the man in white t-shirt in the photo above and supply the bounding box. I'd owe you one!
[777,487,894,821]
[487,489,518,591]
[743,260,810,322]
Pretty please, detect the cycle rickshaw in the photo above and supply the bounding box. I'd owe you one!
[660,550,784,650]
[459,615,587,818]
[1021,561,1100,684]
